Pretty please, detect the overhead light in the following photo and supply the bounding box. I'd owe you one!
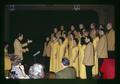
[73,4,80,11]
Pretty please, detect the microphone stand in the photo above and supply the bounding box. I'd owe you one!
[34,55,37,63]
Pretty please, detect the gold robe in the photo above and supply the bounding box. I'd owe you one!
[4,48,11,71]
[49,41,59,73]
[57,43,66,72]
[96,35,108,58]
[78,44,86,79]
[71,46,79,77]
[14,39,28,60]
[43,41,51,57]
[68,39,73,65]
[92,37,99,76]
[106,29,115,51]
[63,38,69,59]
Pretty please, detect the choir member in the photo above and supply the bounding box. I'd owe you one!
[106,22,115,58]
[90,28,99,77]
[4,43,11,78]
[43,37,51,57]
[14,33,32,61]
[42,37,51,73]
[97,29,108,78]
[71,38,79,77]
[83,36,94,79]
[49,35,59,73]
[78,37,87,79]
[57,37,66,71]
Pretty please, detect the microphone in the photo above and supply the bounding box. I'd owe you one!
[33,51,40,57]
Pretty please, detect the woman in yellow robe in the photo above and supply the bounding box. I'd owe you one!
[43,37,51,57]
[49,36,59,73]
[90,28,99,77]
[71,38,79,77]
[78,37,87,79]
[68,33,74,66]
[4,43,11,77]
[62,33,69,59]
[57,37,67,72]
[92,36,99,76]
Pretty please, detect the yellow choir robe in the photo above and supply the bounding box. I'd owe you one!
[68,39,73,65]
[57,43,66,72]
[43,41,51,57]
[92,37,99,76]
[14,39,28,60]
[63,38,69,59]
[49,41,59,73]
[78,44,87,79]
[71,46,79,77]
[4,48,11,71]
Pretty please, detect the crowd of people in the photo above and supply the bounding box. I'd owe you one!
[4,22,115,79]
[42,22,115,79]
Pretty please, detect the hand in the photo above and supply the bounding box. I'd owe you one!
[26,48,29,52]
[27,39,32,44]
[20,65,24,70]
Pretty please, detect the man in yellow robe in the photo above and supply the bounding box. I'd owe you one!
[97,29,108,78]
[57,37,66,72]
[14,33,32,61]
[106,22,115,58]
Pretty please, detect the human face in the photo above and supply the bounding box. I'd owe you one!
[60,26,64,30]
[85,37,89,43]
[54,28,58,33]
[71,25,75,31]
[18,35,23,41]
[46,37,49,41]
[84,31,89,37]
[106,23,112,30]
[99,30,103,36]
[79,24,84,29]
[90,24,95,29]
[99,25,103,29]
[73,40,77,46]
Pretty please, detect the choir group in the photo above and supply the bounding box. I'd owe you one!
[4,22,115,79]
[42,22,115,79]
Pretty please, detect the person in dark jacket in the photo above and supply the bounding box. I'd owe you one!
[55,57,76,79]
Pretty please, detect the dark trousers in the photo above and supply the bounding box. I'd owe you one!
[108,51,115,58]
[86,66,93,79]
[98,58,104,78]
[43,56,50,73]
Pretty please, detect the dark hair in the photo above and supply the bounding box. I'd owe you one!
[12,57,22,66]
[62,57,70,66]
[74,38,79,45]
[99,28,105,33]
[4,42,9,47]
[80,37,86,45]
[86,36,93,43]
[91,23,97,28]
[70,32,75,39]
[53,34,57,38]
[16,33,23,38]
[59,37,65,43]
